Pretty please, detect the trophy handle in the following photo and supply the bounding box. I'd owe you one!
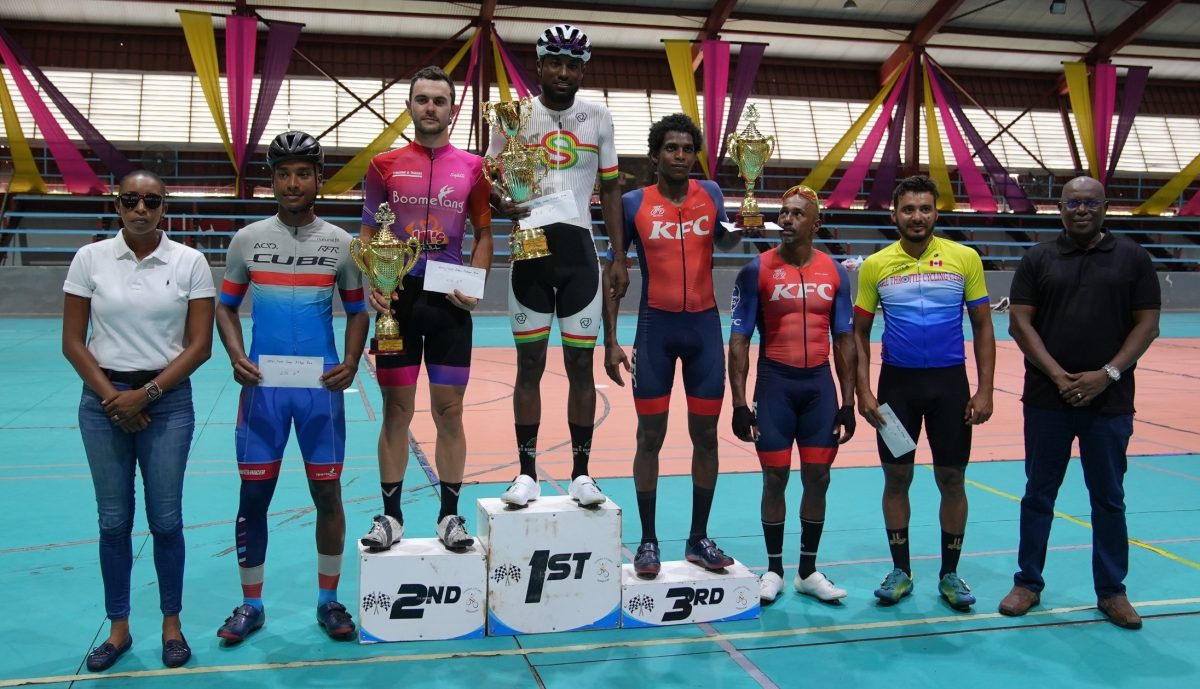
[401,238,422,276]
[349,237,371,276]
[765,135,777,161]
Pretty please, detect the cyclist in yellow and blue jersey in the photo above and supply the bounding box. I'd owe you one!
[853,175,995,612]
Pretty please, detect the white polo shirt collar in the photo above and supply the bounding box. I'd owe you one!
[113,229,171,264]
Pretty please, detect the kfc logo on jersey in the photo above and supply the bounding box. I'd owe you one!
[648,215,711,240]
[769,282,835,301]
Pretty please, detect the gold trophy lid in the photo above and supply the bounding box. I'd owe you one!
[736,103,767,142]
[372,202,403,246]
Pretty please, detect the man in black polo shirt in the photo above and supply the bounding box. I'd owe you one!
[999,176,1161,630]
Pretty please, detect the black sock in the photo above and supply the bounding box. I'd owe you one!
[688,485,716,545]
[568,422,593,479]
[515,423,539,478]
[798,518,824,579]
[381,481,404,523]
[438,482,462,523]
[887,527,910,575]
[762,520,785,577]
[940,531,964,578]
[636,490,657,544]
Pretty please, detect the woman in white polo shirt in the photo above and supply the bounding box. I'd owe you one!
[62,170,215,672]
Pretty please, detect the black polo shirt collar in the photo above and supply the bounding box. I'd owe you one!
[1056,229,1115,255]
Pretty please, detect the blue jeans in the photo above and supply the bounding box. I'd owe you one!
[1015,404,1133,598]
[79,381,194,620]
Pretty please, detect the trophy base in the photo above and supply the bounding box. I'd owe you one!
[510,229,551,262]
[740,213,764,229]
[370,336,406,356]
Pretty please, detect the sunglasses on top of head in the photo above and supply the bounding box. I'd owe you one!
[117,192,165,210]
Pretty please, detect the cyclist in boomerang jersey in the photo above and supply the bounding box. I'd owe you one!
[357,66,493,554]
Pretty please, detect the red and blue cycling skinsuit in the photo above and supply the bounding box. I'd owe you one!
[730,247,852,466]
[361,142,491,387]
[622,179,729,416]
[220,216,367,480]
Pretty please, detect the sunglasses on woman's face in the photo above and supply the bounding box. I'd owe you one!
[117,192,165,210]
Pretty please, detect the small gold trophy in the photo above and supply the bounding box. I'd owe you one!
[349,203,422,355]
[484,97,551,261]
[726,103,776,229]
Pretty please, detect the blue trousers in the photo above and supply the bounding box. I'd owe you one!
[79,381,194,620]
[1015,404,1133,598]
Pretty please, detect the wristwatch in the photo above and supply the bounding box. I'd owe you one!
[1102,364,1121,383]
[144,380,163,402]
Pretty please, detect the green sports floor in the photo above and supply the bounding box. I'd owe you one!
[1,313,1198,688]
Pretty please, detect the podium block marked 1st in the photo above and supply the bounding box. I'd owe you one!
[478,495,622,635]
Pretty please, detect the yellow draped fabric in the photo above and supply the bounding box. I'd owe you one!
[663,40,709,177]
[492,36,512,102]
[179,11,236,168]
[0,69,46,193]
[1063,62,1098,178]
[922,63,955,212]
[1136,151,1200,216]
[801,56,909,191]
[321,29,480,197]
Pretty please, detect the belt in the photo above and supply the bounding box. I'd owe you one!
[101,369,162,388]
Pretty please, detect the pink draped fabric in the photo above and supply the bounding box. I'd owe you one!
[701,40,730,179]
[1180,188,1200,217]
[927,64,996,212]
[1092,64,1117,185]
[0,26,133,179]
[1106,66,1150,185]
[717,44,765,169]
[494,30,531,99]
[225,15,257,170]
[449,30,482,138]
[245,20,301,167]
[826,62,911,210]
[0,39,105,194]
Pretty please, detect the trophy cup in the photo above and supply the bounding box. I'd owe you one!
[484,98,551,261]
[349,203,422,355]
[725,103,776,229]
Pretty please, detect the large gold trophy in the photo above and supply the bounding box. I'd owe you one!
[726,103,776,229]
[349,203,422,355]
[484,97,551,261]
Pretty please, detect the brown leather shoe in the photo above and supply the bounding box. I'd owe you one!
[997,585,1040,616]
[1098,594,1142,630]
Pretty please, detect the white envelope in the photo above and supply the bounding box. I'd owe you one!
[519,190,577,227]
[877,402,917,457]
[259,355,324,389]
[720,221,784,232]
[423,261,487,299]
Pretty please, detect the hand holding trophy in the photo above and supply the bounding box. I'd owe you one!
[484,97,551,261]
[726,103,776,229]
[349,203,422,355]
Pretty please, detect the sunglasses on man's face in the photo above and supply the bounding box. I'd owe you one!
[117,192,165,210]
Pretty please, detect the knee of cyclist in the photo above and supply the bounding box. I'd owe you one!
[637,427,667,453]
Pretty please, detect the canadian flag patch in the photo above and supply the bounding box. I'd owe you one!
[929,259,943,267]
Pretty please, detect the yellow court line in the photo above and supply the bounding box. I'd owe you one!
[5,597,1200,688]
[959,471,1200,572]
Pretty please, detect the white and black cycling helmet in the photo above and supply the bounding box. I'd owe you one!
[536,24,591,63]
[267,130,323,171]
